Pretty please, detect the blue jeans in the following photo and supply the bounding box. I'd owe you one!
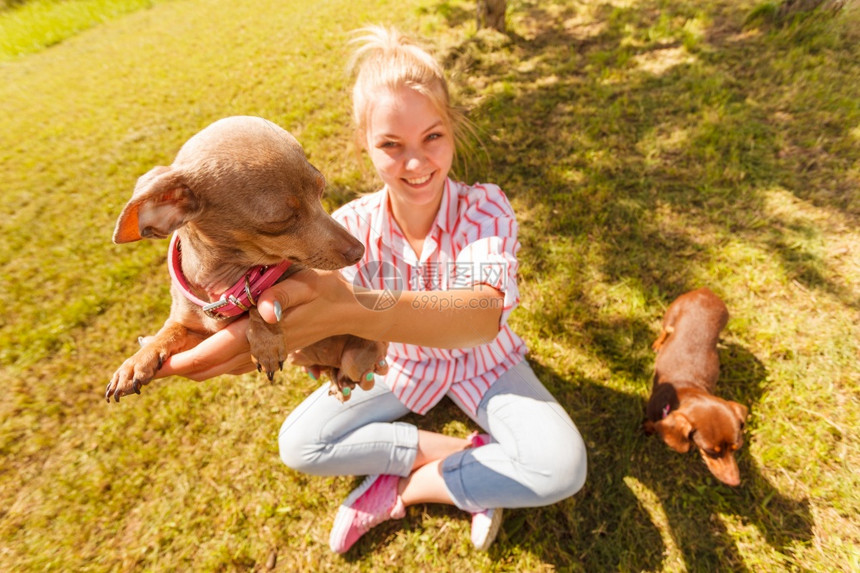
[279,360,587,512]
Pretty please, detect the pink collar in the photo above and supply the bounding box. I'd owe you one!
[662,403,672,418]
[168,233,291,319]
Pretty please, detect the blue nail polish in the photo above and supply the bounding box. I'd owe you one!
[307,370,317,381]
[273,301,282,322]
[342,387,351,397]
[365,373,374,382]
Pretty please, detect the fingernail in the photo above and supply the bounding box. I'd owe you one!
[137,336,145,347]
[378,359,386,367]
[308,370,317,381]
[273,301,282,322]
[342,387,351,397]
[365,373,374,382]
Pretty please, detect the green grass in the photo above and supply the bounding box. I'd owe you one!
[0,0,172,60]
[1,0,859,570]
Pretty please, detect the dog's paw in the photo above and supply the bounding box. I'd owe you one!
[105,349,163,402]
[339,337,388,390]
[247,310,286,382]
[321,340,388,402]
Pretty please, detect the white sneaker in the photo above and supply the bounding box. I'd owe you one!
[470,507,503,551]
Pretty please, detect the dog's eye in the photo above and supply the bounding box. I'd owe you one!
[258,214,298,236]
[739,420,745,430]
[686,429,696,442]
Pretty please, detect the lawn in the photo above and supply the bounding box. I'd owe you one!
[1,0,858,571]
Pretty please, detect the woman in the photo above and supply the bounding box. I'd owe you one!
[159,26,586,554]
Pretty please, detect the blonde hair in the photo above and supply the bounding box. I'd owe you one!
[348,26,474,163]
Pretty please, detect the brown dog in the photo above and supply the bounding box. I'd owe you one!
[105,116,387,402]
[644,287,748,486]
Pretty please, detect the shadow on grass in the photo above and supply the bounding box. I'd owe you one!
[440,0,859,309]
[522,355,811,571]
[404,0,836,567]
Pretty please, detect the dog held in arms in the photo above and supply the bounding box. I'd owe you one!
[104,116,388,403]
[644,287,748,486]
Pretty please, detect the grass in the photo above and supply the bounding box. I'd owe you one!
[0,0,172,60]
[1,0,859,570]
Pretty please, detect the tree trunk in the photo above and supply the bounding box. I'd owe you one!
[477,0,507,33]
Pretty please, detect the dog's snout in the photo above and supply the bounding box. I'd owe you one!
[342,242,365,265]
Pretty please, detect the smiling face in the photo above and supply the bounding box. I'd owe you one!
[365,86,455,216]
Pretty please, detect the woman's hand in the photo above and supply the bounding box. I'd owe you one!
[256,268,358,346]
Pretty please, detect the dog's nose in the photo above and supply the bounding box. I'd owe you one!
[341,242,365,265]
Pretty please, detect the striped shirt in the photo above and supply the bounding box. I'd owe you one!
[332,178,527,415]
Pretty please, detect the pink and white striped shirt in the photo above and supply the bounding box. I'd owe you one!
[332,178,527,415]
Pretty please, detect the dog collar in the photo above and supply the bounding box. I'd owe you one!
[168,233,291,319]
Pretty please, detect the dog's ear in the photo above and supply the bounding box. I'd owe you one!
[655,412,693,453]
[113,166,201,243]
[728,401,749,427]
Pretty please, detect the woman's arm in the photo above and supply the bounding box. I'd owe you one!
[256,268,504,349]
[155,267,503,380]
